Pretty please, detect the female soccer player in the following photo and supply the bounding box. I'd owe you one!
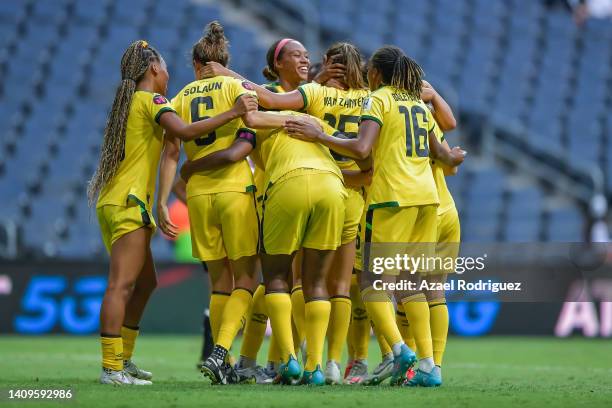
[208,42,371,385]
[89,40,255,385]
[181,105,347,385]
[156,21,261,385]
[284,45,465,386]
[202,38,346,381]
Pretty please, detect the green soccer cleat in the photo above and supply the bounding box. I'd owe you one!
[300,365,325,386]
[389,344,417,386]
[404,366,442,387]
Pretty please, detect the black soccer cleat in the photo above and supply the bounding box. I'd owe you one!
[201,345,228,385]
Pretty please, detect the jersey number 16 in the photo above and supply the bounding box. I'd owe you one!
[399,105,429,157]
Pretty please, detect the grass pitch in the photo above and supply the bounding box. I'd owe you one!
[0,335,610,407]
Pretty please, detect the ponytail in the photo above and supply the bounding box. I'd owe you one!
[370,45,424,99]
[87,40,160,205]
[192,20,230,67]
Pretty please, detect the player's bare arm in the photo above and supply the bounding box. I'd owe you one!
[285,118,379,160]
[421,81,456,131]
[159,94,258,141]
[157,136,181,238]
[428,131,466,167]
[180,135,255,182]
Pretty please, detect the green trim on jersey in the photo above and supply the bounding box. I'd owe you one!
[154,107,176,124]
[368,201,400,210]
[360,115,383,127]
[297,87,308,109]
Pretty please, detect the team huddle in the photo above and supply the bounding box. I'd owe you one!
[89,21,465,388]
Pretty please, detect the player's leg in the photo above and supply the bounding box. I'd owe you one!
[260,176,313,384]
[203,192,260,384]
[238,282,267,368]
[401,204,440,387]
[325,241,354,384]
[299,172,345,385]
[290,251,306,358]
[122,245,157,380]
[98,204,152,385]
[344,272,370,384]
[361,206,417,386]
[300,247,333,385]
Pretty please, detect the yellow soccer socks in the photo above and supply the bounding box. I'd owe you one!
[304,299,331,371]
[239,284,267,366]
[265,292,296,361]
[120,325,139,361]
[327,296,351,363]
[209,292,230,343]
[217,288,253,351]
[429,298,449,367]
[101,335,123,371]
[401,293,434,372]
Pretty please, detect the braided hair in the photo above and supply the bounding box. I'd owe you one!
[370,45,424,99]
[87,40,161,205]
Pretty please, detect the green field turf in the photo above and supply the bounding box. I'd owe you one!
[0,335,610,407]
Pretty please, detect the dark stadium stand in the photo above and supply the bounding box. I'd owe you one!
[1,0,604,259]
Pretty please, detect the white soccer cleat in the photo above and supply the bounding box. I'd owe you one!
[324,360,342,385]
[344,359,368,384]
[123,359,153,380]
[100,368,152,385]
[363,353,394,385]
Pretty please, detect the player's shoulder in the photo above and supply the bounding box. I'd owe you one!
[263,81,282,93]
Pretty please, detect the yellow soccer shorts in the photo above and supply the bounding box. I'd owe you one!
[434,206,461,274]
[342,186,365,245]
[96,202,156,254]
[187,191,259,261]
[262,169,346,255]
[363,204,438,275]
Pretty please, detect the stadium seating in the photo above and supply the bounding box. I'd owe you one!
[0,0,599,260]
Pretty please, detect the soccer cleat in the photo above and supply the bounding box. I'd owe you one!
[275,355,302,385]
[343,360,354,379]
[123,359,152,380]
[406,367,416,381]
[99,367,152,385]
[201,346,229,384]
[236,365,274,384]
[225,363,255,384]
[389,344,417,386]
[324,360,342,385]
[404,366,442,387]
[300,365,325,386]
[344,359,368,385]
[362,353,394,385]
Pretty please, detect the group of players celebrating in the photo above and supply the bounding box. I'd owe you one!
[89,20,465,388]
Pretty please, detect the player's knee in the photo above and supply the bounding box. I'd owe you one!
[105,279,135,301]
[424,290,445,303]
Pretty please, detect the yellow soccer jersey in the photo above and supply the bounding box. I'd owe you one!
[298,82,369,171]
[97,91,175,211]
[172,76,257,198]
[430,125,456,215]
[255,111,342,188]
[361,86,439,209]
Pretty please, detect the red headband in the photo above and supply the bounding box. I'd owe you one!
[274,38,294,62]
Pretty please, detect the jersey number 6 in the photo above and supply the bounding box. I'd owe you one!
[399,105,429,157]
[190,96,217,146]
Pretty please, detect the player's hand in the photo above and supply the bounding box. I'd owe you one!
[449,146,467,166]
[157,204,178,239]
[421,80,437,103]
[232,94,258,117]
[202,61,232,78]
[314,55,346,85]
[284,118,323,142]
[180,160,195,182]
